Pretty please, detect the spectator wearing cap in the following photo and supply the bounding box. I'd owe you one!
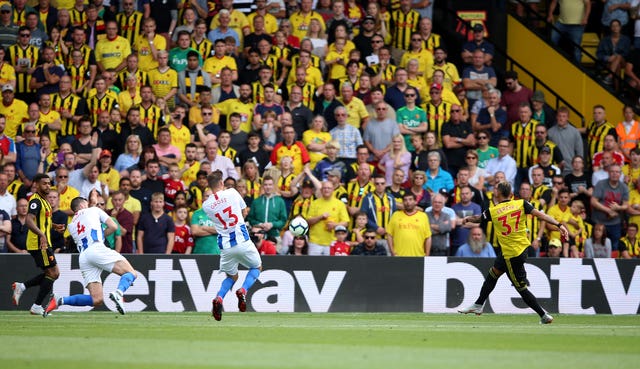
[545,237,563,258]
[530,90,557,128]
[352,15,376,62]
[501,70,533,127]
[442,104,476,178]
[422,82,451,142]
[528,124,563,168]
[0,5,18,49]
[97,149,120,193]
[329,224,351,255]
[461,23,495,65]
[528,145,562,185]
[548,107,583,175]
[0,84,28,139]
[462,49,497,107]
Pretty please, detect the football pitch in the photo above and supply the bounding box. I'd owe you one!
[0,312,638,369]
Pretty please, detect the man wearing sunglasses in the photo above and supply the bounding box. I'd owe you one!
[350,228,388,256]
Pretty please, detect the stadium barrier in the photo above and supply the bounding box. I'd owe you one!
[1,255,638,314]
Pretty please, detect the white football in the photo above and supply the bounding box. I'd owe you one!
[289,216,309,236]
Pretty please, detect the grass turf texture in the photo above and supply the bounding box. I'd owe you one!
[0,312,638,369]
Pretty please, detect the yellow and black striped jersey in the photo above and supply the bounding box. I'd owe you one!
[138,103,166,139]
[191,37,213,61]
[117,69,149,92]
[510,120,539,168]
[70,7,87,27]
[26,192,52,251]
[287,83,317,111]
[12,8,30,27]
[423,101,451,143]
[390,9,421,51]
[65,44,96,70]
[7,44,39,94]
[586,120,617,159]
[86,94,119,126]
[116,11,144,46]
[50,92,86,137]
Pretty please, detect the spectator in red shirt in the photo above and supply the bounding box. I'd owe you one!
[251,230,277,255]
[172,205,194,254]
[330,225,351,255]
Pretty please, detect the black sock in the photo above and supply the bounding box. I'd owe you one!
[24,273,45,289]
[475,269,499,306]
[518,288,546,317]
[34,276,55,305]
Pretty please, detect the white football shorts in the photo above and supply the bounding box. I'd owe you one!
[219,240,262,276]
[79,243,126,286]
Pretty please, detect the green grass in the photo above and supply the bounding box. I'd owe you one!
[0,312,638,369]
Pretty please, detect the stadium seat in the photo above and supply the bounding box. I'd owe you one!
[580,33,600,66]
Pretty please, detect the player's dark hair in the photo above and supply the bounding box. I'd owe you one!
[207,170,224,189]
[70,197,87,212]
[33,173,50,184]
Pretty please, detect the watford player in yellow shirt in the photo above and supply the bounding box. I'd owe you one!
[459,181,568,324]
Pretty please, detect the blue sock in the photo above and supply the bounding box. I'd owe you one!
[62,294,94,306]
[217,277,235,299]
[241,268,261,292]
[117,272,136,293]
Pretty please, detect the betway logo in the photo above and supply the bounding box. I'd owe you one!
[424,258,640,314]
[53,256,346,313]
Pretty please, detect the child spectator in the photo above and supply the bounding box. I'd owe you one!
[261,110,278,151]
[564,200,586,258]
[163,163,187,212]
[330,225,351,255]
[326,37,349,82]
[172,206,194,254]
[348,211,368,248]
[584,223,612,258]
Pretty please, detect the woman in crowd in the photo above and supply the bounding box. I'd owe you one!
[303,116,332,169]
[379,134,411,185]
[306,20,327,59]
[114,135,143,174]
[424,131,448,171]
[584,224,612,258]
[465,149,486,192]
[408,170,431,211]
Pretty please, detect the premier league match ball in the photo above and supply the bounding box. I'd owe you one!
[289,216,309,236]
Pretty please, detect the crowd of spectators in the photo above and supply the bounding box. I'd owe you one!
[0,0,638,259]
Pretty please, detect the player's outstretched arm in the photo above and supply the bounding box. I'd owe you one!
[531,209,569,239]
[462,215,482,225]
